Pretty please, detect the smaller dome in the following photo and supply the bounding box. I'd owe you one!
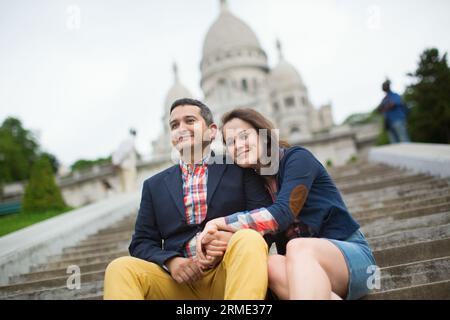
[268,39,305,91]
[164,63,193,108]
[269,60,305,91]
[165,82,193,108]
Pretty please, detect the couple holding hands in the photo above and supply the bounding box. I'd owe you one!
[104,98,376,300]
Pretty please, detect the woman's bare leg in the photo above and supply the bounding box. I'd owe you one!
[285,238,349,300]
[267,255,289,299]
[268,253,344,300]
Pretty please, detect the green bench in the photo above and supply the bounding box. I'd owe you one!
[0,201,21,216]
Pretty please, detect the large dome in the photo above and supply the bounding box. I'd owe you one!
[202,6,262,58]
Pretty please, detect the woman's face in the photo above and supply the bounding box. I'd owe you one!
[222,118,261,168]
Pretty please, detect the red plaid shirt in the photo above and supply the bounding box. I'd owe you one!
[180,156,209,258]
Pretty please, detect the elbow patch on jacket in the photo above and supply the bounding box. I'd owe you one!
[289,184,308,217]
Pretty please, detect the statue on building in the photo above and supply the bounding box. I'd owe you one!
[112,128,138,193]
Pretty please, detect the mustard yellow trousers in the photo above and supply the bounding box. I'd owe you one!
[103,229,268,300]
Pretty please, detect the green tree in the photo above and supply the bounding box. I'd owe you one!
[70,156,112,172]
[41,152,60,174]
[0,117,60,185]
[0,117,39,183]
[404,48,450,143]
[343,110,380,126]
[22,157,66,214]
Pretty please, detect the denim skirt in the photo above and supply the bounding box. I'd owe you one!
[327,229,377,300]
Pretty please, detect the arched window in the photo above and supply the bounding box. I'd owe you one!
[290,126,300,134]
[301,96,307,106]
[242,79,248,91]
[273,102,280,112]
[218,78,228,100]
[284,96,295,108]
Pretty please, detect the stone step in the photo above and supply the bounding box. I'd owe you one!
[378,256,450,292]
[364,280,450,300]
[351,195,450,217]
[361,211,450,238]
[62,238,130,252]
[381,187,450,205]
[31,251,128,272]
[337,171,421,189]
[340,174,436,194]
[78,294,103,300]
[329,163,388,178]
[0,270,105,299]
[47,243,129,262]
[63,240,130,254]
[357,203,450,225]
[9,261,110,284]
[367,223,450,251]
[336,170,423,186]
[96,224,135,236]
[77,231,132,245]
[373,238,450,268]
[347,188,450,211]
[333,168,408,184]
[3,280,105,300]
[78,235,132,248]
[342,177,448,198]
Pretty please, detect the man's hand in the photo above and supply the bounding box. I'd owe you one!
[166,257,203,284]
[196,231,233,268]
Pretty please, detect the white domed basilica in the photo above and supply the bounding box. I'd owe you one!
[152,0,379,166]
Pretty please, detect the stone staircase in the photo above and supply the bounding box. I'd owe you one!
[1,162,449,299]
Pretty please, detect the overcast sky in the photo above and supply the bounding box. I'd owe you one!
[1,0,449,166]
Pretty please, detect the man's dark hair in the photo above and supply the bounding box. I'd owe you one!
[170,98,214,126]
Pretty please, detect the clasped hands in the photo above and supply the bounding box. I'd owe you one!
[167,219,233,284]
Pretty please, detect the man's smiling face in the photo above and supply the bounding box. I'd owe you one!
[169,104,215,156]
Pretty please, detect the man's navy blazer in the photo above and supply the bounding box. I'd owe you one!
[129,156,273,268]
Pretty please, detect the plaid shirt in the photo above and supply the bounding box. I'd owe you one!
[180,155,209,258]
[224,207,279,235]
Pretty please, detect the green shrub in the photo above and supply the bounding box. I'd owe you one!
[22,157,66,214]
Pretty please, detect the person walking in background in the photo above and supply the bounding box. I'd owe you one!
[377,79,411,143]
[112,128,138,193]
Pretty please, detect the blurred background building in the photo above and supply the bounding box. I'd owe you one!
[152,0,379,166]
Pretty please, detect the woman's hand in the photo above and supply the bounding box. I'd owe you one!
[196,219,235,267]
[203,231,233,257]
[196,221,220,263]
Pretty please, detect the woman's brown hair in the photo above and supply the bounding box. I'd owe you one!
[221,108,290,156]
